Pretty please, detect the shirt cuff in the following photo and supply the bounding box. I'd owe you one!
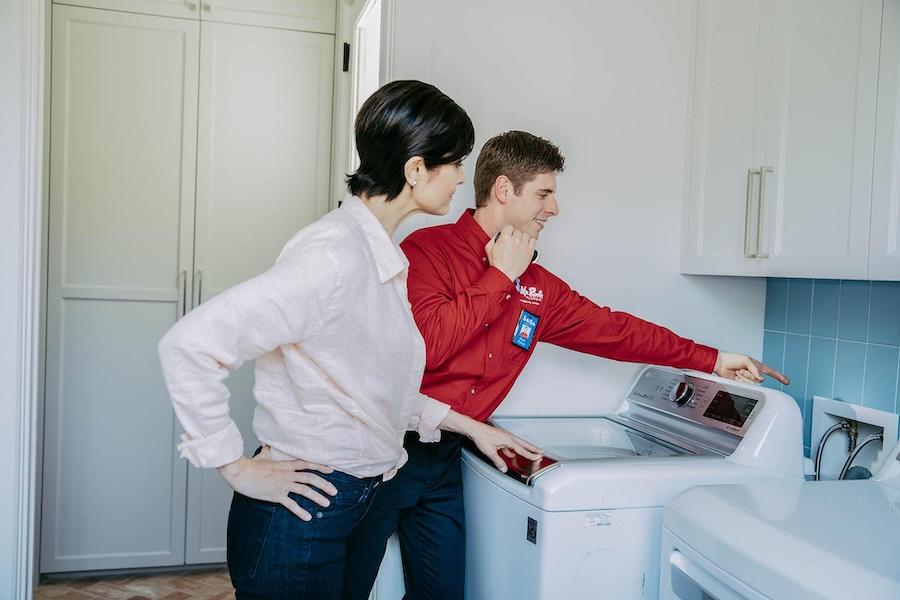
[177,420,245,468]
[478,266,518,292]
[410,395,451,443]
[692,344,719,373]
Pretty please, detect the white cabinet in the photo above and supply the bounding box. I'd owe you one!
[186,21,334,564]
[870,0,900,280]
[42,3,334,573]
[197,0,336,33]
[55,0,336,32]
[682,0,885,280]
[682,0,772,277]
[54,0,198,19]
[42,6,198,572]
[758,0,881,278]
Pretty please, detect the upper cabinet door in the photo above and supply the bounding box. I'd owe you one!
[757,0,882,279]
[186,21,334,564]
[681,0,772,277]
[870,0,900,281]
[42,4,198,572]
[53,0,335,32]
[53,0,200,19]
[199,0,336,33]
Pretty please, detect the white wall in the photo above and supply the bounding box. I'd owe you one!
[1,0,27,593]
[391,0,767,415]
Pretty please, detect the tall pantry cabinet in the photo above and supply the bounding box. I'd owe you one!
[42,0,336,572]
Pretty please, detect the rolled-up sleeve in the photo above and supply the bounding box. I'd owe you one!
[158,246,341,468]
[407,393,451,443]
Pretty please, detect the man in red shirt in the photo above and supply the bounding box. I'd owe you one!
[342,131,789,600]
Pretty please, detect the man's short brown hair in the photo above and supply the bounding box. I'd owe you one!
[473,131,565,208]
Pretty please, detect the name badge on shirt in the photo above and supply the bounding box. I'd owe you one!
[512,310,539,351]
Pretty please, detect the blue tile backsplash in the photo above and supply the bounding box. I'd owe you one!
[762,278,900,456]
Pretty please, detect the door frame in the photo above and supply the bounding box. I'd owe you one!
[330,0,395,209]
[13,0,47,596]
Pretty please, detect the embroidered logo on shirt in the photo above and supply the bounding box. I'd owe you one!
[514,279,544,305]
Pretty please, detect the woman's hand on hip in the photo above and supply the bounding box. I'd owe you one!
[218,445,339,521]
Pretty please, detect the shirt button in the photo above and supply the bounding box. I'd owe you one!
[488,353,493,359]
[484,323,489,328]
[470,388,477,395]
[482,257,487,262]
[505,294,511,300]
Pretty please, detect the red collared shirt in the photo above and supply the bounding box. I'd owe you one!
[400,209,719,422]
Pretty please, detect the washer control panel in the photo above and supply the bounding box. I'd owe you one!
[628,367,765,437]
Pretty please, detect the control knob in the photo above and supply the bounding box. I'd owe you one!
[671,381,694,406]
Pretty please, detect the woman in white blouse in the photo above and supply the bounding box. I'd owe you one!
[158,80,540,599]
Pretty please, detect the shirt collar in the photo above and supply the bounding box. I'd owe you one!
[454,209,491,258]
[341,195,409,283]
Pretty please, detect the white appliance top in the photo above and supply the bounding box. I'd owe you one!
[462,366,805,511]
[664,476,900,599]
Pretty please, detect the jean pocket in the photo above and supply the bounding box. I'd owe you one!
[291,471,372,520]
[227,492,276,581]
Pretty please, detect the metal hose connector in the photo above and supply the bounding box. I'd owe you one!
[815,421,852,481]
[839,432,884,480]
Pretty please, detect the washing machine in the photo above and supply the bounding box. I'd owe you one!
[659,438,900,600]
[461,366,804,600]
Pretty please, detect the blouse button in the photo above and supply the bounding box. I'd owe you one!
[505,294,511,300]
[488,353,493,359]
[482,257,487,262]
[470,388,476,395]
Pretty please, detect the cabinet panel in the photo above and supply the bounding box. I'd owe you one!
[52,0,335,31]
[43,301,188,571]
[185,21,334,563]
[200,0,336,33]
[54,0,199,19]
[870,0,900,280]
[42,5,198,572]
[681,0,770,276]
[759,0,881,278]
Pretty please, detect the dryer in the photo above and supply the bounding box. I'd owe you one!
[462,366,804,600]
[659,438,900,600]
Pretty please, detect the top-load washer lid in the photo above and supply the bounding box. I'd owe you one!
[492,416,698,461]
[488,415,717,485]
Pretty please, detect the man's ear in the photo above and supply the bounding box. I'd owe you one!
[493,175,513,205]
[403,156,425,187]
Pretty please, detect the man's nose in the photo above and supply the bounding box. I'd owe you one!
[547,195,559,216]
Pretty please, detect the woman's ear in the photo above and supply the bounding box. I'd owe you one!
[403,156,425,188]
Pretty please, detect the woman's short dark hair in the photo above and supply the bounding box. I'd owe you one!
[347,80,475,201]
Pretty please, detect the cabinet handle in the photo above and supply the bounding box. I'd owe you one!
[195,270,204,306]
[744,168,761,258]
[177,270,187,318]
[756,166,773,259]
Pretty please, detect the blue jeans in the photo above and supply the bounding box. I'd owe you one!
[227,467,381,600]
[342,432,465,600]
